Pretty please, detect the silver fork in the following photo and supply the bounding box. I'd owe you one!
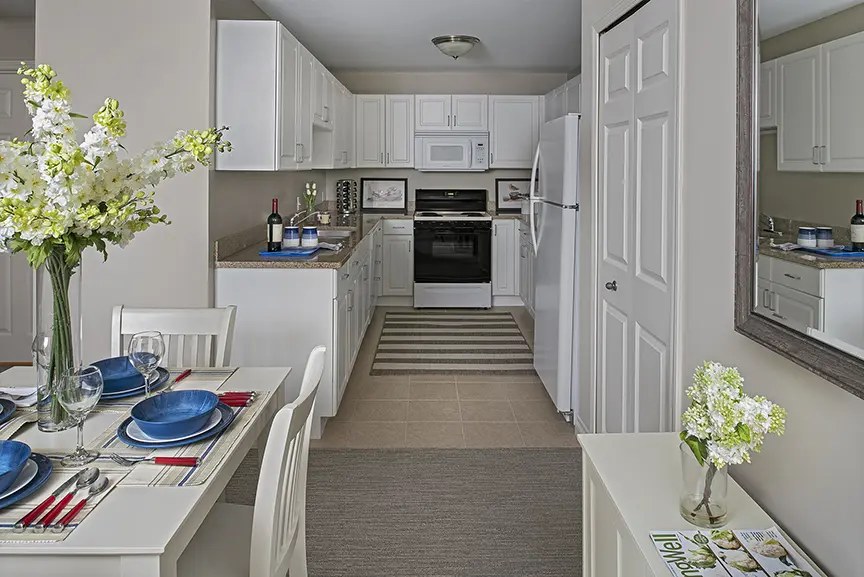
[109,454,200,467]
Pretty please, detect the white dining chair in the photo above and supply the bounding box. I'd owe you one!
[176,345,326,577]
[110,305,237,367]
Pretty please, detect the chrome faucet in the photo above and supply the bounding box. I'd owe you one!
[759,213,782,237]
[289,210,319,226]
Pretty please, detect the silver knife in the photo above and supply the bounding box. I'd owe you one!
[13,468,87,532]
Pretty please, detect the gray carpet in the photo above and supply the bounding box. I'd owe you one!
[225,448,582,577]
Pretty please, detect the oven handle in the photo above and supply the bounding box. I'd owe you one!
[529,141,541,256]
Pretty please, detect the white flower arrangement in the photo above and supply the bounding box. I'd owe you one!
[681,362,786,469]
[303,182,317,212]
[0,63,230,267]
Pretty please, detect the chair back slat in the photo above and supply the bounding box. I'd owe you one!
[249,346,325,577]
[110,306,237,368]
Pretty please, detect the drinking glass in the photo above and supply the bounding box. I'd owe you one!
[57,366,104,466]
[129,331,165,397]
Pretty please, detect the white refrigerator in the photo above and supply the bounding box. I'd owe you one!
[529,114,580,421]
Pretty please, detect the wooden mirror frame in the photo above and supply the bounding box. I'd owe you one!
[735,0,864,400]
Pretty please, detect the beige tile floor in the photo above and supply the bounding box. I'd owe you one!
[311,307,580,449]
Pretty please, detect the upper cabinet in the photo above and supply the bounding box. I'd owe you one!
[776,30,864,172]
[332,83,354,167]
[356,95,414,168]
[356,96,386,167]
[544,75,581,122]
[415,95,488,131]
[759,59,778,130]
[216,20,350,172]
[489,96,540,169]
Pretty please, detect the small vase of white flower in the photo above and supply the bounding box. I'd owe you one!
[679,362,786,528]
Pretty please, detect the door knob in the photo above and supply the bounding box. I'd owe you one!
[605,280,618,291]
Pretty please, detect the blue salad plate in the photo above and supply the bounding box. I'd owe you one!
[116,403,236,449]
[92,356,143,394]
[0,453,53,510]
[100,367,170,400]
[0,398,16,427]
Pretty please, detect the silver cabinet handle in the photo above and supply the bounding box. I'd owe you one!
[772,312,787,321]
[353,260,359,265]
[375,260,382,264]
[605,280,618,291]
[783,273,801,280]
[447,115,451,127]
[380,152,384,164]
[341,273,349,279]
[296,143,303,162]
[324,105,330,121]
[820,145,827,165]
[374,276,381,280]
[347,290,353,311]
[387,152,390,164]
[454,114,457,126]
[408,240,412,252]
[762,288,770,309]
[490,152,494,165]
[812,146,818,165]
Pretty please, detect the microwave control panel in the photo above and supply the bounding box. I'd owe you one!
[474,142,487,164]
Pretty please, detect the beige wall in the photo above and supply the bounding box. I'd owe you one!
[334,71,567,95]
[323,168,532,205]
[759,5,864,227]
[0,18,34,60]
[580,1,864,576]
[36,0,213,361]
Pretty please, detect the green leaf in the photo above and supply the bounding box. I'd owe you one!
[69,112,88,119]
[683,435,707,467]
[736,423,752,444]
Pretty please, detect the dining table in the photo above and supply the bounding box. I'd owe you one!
[0,365,290,577]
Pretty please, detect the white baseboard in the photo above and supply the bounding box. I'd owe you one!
[492,296,526,307]
[376,296,414,307]
[574,414,590,435]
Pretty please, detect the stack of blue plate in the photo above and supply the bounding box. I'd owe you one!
[0,441,52,510]
[117,391,236,448]
[0,398,16,426]
[92,356,171,399]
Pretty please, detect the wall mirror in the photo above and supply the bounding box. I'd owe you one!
[736,0,864,400]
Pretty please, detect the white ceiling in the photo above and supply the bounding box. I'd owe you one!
[0,0,33,18]
[760,0,864,39]
[252,0,581,72]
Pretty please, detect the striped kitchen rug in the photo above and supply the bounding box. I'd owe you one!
[370,310,535,375]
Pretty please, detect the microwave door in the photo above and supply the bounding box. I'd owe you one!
[422,139,470,170]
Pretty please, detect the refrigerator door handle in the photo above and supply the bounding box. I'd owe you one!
[529,141,541,256]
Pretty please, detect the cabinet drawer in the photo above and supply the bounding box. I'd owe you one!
[770,258,822,296]
[383,220,413,235]
[770,283,824,334]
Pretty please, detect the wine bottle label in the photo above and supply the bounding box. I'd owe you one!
[853,224,864,243]
[269,223,284,242]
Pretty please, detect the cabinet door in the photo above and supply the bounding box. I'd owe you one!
[492,220,518,296]
[278,27,300,170]
[452,95,488,131]
[490,96,540,169]
[519,241,530,305]
[297,44,314,166]
[312,59,327,124]
[350,275,362,362]
[771,283,824,334]
[382,235,414,296]
[755,277,773,318]
[777,46,822,172]
[355,95,385,167]
[415,95,452,131]
[527,242,535,311]
[335,294,349,395]
[373,229,383,302]
[822,31,864,172]
[385,95,414,167]
[759,60,777,129]
[345,89,355,167]
[332,82,345,166]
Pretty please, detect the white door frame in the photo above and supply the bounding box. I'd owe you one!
[587,0,685,432]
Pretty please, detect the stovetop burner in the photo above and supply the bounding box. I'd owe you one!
[461,212,485,217]
[418,212,442,217]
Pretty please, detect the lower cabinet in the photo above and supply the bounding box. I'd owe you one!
[492,219,519,296]
[382,222,414,296]
[519,222,535,316]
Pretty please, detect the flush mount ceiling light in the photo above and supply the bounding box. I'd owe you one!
[432,35,480,60]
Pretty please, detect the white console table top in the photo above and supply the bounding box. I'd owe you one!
[578,432,826,576]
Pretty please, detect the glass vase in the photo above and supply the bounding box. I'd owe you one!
[679,442,729,528]
[33,247,83,432]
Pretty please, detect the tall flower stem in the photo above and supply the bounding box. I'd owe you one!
[694,463,719,525]
[44,246,75,427]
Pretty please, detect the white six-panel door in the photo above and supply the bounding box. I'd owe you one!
[597,0,678,434]
[0,69,34,362]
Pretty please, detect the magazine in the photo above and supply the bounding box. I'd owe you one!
[651,527,818,577]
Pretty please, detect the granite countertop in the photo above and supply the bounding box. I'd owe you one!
[759,240,864,270]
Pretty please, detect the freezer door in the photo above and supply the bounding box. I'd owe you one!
[532,201,578,413]
[536,115,580,207]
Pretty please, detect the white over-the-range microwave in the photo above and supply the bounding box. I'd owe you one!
[414,133,489,172]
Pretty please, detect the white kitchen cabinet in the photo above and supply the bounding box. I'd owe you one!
[759,59,778,129]
[382,227,414,297]
[519,221,535,316]
[331,83,354,168]
[544,86,565,121]
[415,95,451,131]
[385,95,414,167]
[565,76,581,114]
[777,46,821,172]
[356,95,385,167]
[334,288,350,396]
[492,219,519,296]
[490,96,541,169]
[277,26,300,171]
[771,282,824,334]
[296,44,314,167]
[373,226,383,304]
[452,95,488,130]
[821,31,864,172]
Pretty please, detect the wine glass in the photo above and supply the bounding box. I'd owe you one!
[57,366,104,466]
[128,331,165,397]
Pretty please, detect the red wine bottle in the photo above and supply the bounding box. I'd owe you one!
[267,198,283,252]
[852,199,864,251]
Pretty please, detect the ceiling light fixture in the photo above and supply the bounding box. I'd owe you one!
[432,35,480,60]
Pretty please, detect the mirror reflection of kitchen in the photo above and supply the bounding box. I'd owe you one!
[756,1,864,359]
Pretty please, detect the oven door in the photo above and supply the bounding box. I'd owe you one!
[415,137,471,171]
[414,222,492,283]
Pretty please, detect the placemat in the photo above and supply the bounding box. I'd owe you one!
[97,367,238,409]
[0,464,127,543]
[0,409,37,441]
[88,390,274,487]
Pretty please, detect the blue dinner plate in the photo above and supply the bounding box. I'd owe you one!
[0,398,16,427]
[0,453,52,510]
[100,368,170,400]
[116,403,236,449]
